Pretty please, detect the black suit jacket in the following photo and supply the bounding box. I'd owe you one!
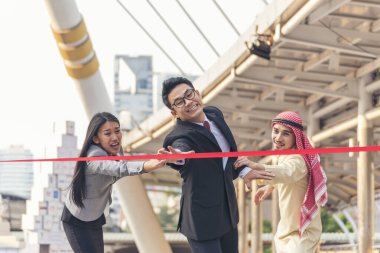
[163,106,243,241]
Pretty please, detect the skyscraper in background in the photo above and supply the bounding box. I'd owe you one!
[0,146,33,200]
[114,55,154,131]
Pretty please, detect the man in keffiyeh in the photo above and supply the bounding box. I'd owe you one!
[234,111,328,253]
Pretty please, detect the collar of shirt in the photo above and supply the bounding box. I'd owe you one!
[194,114,210,126]
[195,115,231,169]
[192,114,251,176]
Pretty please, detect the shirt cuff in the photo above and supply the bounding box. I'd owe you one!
[239,167,252,179]
[172,148,185,165]
[174,159,185,165]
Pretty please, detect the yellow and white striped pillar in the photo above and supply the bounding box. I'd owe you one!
[52,19,98,78]
[43,1,172,252]
[46,0,112,116]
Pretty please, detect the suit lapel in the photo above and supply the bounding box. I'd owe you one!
[176,119,221,150]
[207,112,237,152]
[207,111,238,171]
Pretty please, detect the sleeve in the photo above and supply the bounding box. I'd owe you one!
[238,166,252,179]
[165,138,193,170]
[86,160,145,177]
[258,155,307,185]
[233,164,249,179]
[170,138,193,152]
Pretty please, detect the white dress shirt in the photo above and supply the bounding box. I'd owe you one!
[203,117,251,177]
[175,115,251,177]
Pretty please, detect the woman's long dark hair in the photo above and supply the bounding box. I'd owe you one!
[69,112,120,208]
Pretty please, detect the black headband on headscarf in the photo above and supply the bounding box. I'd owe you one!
[272,118,304,131]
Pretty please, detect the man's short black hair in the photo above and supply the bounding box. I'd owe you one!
[162,77,194,109]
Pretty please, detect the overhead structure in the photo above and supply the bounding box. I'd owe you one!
[125,0,380,252]
[43,0,172,252]
[116,0,186,75]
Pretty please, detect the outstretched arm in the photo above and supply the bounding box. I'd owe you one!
[241,170,275,190]
[159,139,195,170]
[158,146,195,164]
[87,160,146,177]
[234,156,265,170]
[233,156,275,190]
[142,159,166,172]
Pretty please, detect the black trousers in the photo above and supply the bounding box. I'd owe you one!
[187,227,238,253]
[62,221,104,253]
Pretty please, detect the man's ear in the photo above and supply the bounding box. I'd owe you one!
[171,109,178,118]
[195,90,202,99]
[93,136,100,144]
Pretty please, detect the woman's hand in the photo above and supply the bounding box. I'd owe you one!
[254,185,274,205]
[143,159,166,172]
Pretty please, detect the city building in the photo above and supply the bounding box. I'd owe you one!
[114,55,154,130]
[22,121,79,253]
[0,146,33,200]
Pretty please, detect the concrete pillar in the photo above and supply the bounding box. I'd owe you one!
[251,181,263,253]
[272,189,280,253]
[270,156,280,253]
[357,79,374,253]
[271,186,280,253]
[307,104,323,253]
[238,180,248,253]
[307,103,320,146]
[114,177,172,253]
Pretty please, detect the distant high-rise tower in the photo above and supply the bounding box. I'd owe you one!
[0,145,33,199]
[114,55,153,130]
[116,55,153,92]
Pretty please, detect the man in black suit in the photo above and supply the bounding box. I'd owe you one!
[161,77,274,253]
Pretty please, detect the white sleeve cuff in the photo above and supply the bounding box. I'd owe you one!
[173,148,185,165]
[174,159,185,165]
[239,167,252,178]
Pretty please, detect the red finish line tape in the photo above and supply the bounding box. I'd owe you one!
[0,146,379,163]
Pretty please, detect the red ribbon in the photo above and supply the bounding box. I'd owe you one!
[0,146,379,163]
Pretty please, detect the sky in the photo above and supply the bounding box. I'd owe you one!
[0,0,269,157]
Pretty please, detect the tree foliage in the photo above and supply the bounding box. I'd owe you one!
[321,207,353,233]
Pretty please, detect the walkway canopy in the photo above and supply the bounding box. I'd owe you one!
[124,0,380,212]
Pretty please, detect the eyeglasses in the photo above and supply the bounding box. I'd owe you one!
[171,89,196,108]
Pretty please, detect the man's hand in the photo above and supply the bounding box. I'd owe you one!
[254,185,274,205]
[158,146,195,164]
[234,156,265,170]
[242,170,275,190]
